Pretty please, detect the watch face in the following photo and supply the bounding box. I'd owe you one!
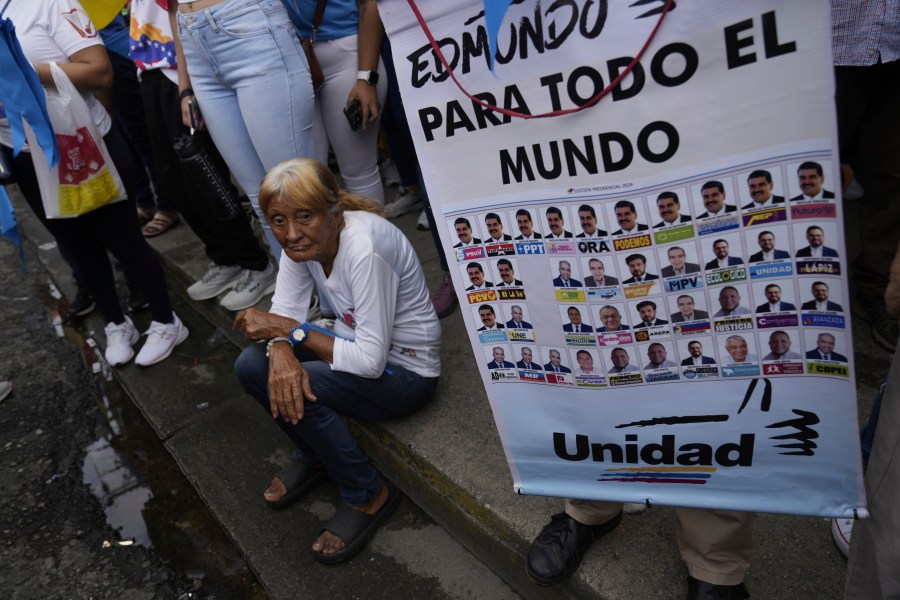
[291,328,305,343]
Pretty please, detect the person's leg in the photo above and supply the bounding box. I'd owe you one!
[7,147,124,323]
[314,34,387,203]
[177,0,314,257]
[235,342,437,504]
[838,61,900,349]
[845,347,900,599]
[674,508,754,587]
[380,39,419,188]
[564,499,624,524]
[140,70,269,271]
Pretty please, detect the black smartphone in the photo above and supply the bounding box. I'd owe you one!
[187,96,203,130]
[343,100,362,131]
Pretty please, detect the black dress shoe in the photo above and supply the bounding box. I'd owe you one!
[686,576,750,599]
[526,511,623,585]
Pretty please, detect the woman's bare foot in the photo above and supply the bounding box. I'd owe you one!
[312,480,389,556]
[263,476,288,504]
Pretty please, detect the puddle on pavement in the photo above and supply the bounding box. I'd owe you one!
[49,303,266,599]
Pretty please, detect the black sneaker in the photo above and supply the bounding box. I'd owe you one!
[126,279,149,313]
[853,292,898,352]
[68,285,96,317]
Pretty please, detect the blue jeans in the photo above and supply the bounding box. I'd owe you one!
[235,342,438,505]
[176,0,314,258]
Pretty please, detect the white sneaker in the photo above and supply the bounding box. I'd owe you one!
[385,187,424,219]
[219,263,277,311]
[104,316,139,366]
[187,263,244,300]
[831,517,853,558]
[135,313,189,366]
[309,315,336,331]
[381,158,401,187]
[416,208,430,230]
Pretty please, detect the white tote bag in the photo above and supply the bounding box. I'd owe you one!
[25,63,125,218]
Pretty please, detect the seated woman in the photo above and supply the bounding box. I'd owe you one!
[233,158,441,563]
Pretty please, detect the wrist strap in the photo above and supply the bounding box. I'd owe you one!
[266,337,291,357]
[179,88,195,100]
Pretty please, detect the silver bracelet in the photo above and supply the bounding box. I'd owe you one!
[266,337,291,357]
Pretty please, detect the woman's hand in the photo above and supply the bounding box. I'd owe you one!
[348,81,379,128]
[233,308,298,341]
[267,343,317,424]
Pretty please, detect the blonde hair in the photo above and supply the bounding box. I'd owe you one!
[258,158,385,219]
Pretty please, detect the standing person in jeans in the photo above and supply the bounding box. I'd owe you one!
[130,0,276,311]
[285,0,387,204]
[170,0,314,307]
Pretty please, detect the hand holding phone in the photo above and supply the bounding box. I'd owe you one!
[343,100,362,131]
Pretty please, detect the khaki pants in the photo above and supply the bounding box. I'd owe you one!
[844,343,900,599]
[565,499,754,586]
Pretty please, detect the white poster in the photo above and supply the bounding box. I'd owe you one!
[381,0,865,518]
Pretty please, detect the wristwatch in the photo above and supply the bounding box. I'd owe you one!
[357,70,379,86]
[289,322,312,346]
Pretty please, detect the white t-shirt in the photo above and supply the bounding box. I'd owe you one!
[270,211,442,379]
[0,0,111,150]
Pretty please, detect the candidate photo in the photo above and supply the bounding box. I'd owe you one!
[654,191,692,228]
[634,300,669,328]
[681,340,716,365]
[697,181,737,218]
[644,343,676,369]
[805,333,847,362]
[661,246,701,278]
[506,305,533,329]
[476,304,505,331]
[544,349,573,373]
[762,331,802,361]
[801,281,843,312]
[575,204,608,238]
[453,217,482,248]
[583,258,619,287]
[514,209,542,240]
[516,347,541,370]
[553,260,583,288]
[755,283,797,313]
[723,335,758,364]
[607,347,639,373]
[495,258,523,287]
[705,238,744,270]
[487,347,514,369]
[611,200,649,235]
[749,230,790,263]
[742,169,785,210]
[671,294,709,323]
[795,225,839,258]
[597,305,631,332]
[563,306,594,333]
[790,161,835,202]
[622,253,659,284]
[465,262,494,291]
[545,206,573,239]
[483,212,513,242]
[714,286,750,317]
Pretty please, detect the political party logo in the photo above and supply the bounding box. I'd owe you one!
[653,224,694,244]
[456,246,485,261]
[507,329,535,342]
[645,369,679,382]
[613,233,652,251]
[588,287,622,301]
[796,260,841,276]
[553,377,823,486]
[519,369,546,383]
[791,203,837,220]
[672,321,711,336]
[575,374,608,388]
[742,207,787,227]
[467,289,497,304]
[682,365,719,379]
[555,289,586,302]
[609,372,644,386]
[515,241,545,255]
[801,313,845,328]
[706,267,746,285]
[762,362,803,375]
[714,317,753,333]
[577,239,612,254]
[623,281,657,298]
[664,275,704,292]
[545,240,576,254]
[478,330,508,344]
[61,8,97,38]
[806,362,849,377]
[720,363,760,377]
[749,262,793,279]
[756,314,798,329]
[497,288,526,301]
[698,215,739,235]
[597,331,633,346]
[486,242,516,257]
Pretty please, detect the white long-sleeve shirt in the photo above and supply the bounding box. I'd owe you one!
[270,211,441,378]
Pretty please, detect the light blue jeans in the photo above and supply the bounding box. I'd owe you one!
[176,0,314,258]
